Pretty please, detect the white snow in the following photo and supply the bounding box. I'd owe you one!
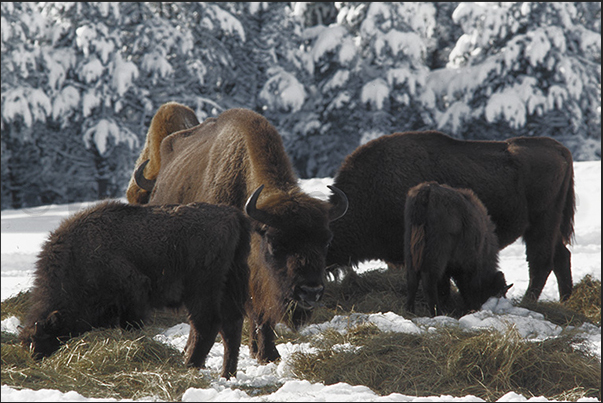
[259,67,306,113]
[201,4,245,42]
[310,25,348,64]
[111,54,139,97]
[361,78,390,109]
[1,161,600,402]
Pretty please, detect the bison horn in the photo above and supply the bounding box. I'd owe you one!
[245,185,279,227]
[327,185,348,221]
[134,160,156,192]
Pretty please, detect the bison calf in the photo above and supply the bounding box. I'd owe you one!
[19,200,250,379]
[404,182,512,317]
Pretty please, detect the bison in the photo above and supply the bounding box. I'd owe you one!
[404,182,512,316]
[18,200,251,379]
[127,103,348,363]
[326,131,575,304]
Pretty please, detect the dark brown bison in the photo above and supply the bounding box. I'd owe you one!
[127,103,348,363]
[18,200,251,379]
[327,131,575,303]
[404,182,512,316]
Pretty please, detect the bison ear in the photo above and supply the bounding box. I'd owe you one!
[39,310,62,333]
[504,283,514,295]
[327,185,348,222]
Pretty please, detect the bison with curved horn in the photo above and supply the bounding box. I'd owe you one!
[326,131,575,304]
[127,103,348,363]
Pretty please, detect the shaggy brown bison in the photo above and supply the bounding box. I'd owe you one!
[19,200,250,379]
[126,102,200,205]
[127,103,348,363]
[404,182,512,316]
[327,131,575,303]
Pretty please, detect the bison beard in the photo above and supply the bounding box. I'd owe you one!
[327,130,575,303]
[404,182,512,317]
[18,200,251,379]
[127,104,348,364]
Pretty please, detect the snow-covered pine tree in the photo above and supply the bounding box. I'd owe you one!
[154,2,249,118]
[1,2,94,208]
[287,2,439,178]
[1,3,143,207]
[426,2,601,160]
[235,3,319,177]
[284,2,362,178]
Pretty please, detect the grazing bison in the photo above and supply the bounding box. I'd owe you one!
[127,103,348,363]
[19,200,251,379]
[404,182,512,316]
[326,131,575,303]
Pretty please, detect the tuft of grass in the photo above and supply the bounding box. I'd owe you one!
[0,291,32,321]
[1,327,211,401]
[564,275,601,325]
[519,275,601,327]
[289,325,601,401]
[1,292,211,401]
[322,265,479,319]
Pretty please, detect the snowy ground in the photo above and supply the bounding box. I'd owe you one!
[1,161,600,402]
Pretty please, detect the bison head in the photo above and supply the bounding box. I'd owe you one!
[19,310,64,359]
[245,185,347,324]
[466,271,513,312]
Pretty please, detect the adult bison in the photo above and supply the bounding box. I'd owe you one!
[128,103,348,363]
[404,182,511,316]
[326,131,575,303]
[19,200,251,379]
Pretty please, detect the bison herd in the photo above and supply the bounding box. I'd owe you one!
[20,103,576,379]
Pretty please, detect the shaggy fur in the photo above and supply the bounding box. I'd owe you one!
[327,131,575,303]
[404,182,510,316]
[126,103,348,363]
[126,102,200,205]
[19,200,251,379]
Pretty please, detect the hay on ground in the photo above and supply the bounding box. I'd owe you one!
[288,325,601,401]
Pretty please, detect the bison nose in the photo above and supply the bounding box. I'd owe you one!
[295,284,325,306]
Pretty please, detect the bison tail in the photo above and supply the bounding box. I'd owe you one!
[408,225,426,271]
[126,102,199,204]
[404,185,431,272]
[560,153,576,246]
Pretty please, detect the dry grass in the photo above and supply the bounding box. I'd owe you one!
[1,271,601,401]
[564,275,601,325]
[286,268,601,401]
[0,291,31,321]
[516,275,601,328]
[1,297,208,401]
[288,325,601,401]
[2,326,211,401]
[319,265,466,319]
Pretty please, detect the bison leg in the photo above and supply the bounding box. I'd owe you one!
[553,240,572,302]
[249,321,280,363]
[183,286,222,369]
[218,316,243,379]
[437,275,452,307]
[405,265,420,314]
[108,258,152,328]
[184,314,221,369]
[421,266,445,317]
[522,232,557,303]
